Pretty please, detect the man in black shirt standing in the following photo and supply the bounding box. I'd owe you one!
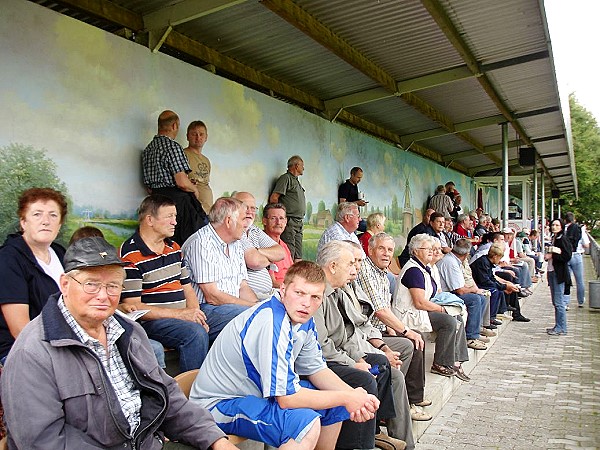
[339,167,367,206]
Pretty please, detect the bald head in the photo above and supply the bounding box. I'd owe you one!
[157,110,180,138]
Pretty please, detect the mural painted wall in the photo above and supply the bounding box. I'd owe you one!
[1,0,488,260]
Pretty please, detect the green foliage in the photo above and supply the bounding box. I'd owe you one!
[0,143,69,243]
[305,201,313,223]
[318,200,326,212]
[560,95,600,228]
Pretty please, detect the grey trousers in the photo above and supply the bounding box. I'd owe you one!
[383,334,426,404]
[427,311,469,366]
[385,367,415,450]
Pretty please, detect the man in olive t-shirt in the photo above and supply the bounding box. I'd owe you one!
[269,155,306,261]
[184,120,214,212]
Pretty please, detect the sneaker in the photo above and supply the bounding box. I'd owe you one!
[477,335,490,343]
[467,339,487,350]
[480,328,497,337]
[512,315,531,322]
[410,404,432,421]
[375,433,407,450]
[546,328,566,336]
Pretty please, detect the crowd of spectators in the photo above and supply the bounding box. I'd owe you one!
[0,111,591,449]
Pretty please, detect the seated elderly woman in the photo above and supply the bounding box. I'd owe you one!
[392,234,470,381]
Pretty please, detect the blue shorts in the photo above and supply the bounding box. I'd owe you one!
[210,381,350,447]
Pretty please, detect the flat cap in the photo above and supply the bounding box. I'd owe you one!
[64,236,128,272]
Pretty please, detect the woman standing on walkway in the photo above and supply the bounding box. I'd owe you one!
[545,219,572,335]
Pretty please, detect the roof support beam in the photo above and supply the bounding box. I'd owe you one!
[402,105,559,147]
[145,0,247,52]
[420,0,564,190]
[262,0,500,166]
[324,88,392,111]
[164,30,325,111]
[470,159,519,175]
[442,139,521,163]
[45,0,143,30]
[401,114,506,147]
[144,0,247,30]
[532,134,565,143]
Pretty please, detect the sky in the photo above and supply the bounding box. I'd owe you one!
[545,0,600,122]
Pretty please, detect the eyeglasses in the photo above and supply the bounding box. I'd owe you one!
[418,247,434,252]
[69,275,122,296]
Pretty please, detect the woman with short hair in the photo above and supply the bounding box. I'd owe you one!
[392,234,470,381]
[0,187,67,364]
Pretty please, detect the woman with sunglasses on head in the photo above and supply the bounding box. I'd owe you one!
[545,219,572,335]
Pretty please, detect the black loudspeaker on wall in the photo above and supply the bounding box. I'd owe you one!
[519,147,536,167]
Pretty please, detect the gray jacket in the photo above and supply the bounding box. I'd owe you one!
[1,292,225,449]
[313,283,384,366]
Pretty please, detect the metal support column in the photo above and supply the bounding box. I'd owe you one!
[502,123,509,227]
[533,162,538,234]
[541,175,546,250]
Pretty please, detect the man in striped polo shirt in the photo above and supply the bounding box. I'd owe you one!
[120,195,210,372]
[182,197,258,343]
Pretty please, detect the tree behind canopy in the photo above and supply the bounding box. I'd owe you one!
[0,143,69,243]
[560,95,600,228]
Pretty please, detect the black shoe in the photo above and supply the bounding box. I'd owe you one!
[484,324,498,330]
[517,291,528,298]
[507,305,517,311]
[512,315,531,322]
[491,319,502,326]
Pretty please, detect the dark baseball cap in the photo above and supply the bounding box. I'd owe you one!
[63,236,128,272]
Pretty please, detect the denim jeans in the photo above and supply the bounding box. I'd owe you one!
[548,271,567,333]
[142,318,209,372]
[200,303,248,342]
[567,252,585,305]
[457,293,484,339]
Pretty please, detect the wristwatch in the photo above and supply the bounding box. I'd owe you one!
[399,328,409,337]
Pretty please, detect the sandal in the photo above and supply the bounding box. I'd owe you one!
[410,404,432,421]
[431,363,455,377]
[453,364,470,382]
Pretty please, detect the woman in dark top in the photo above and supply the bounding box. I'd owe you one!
[0,188,67,363]
[545,219,572,335]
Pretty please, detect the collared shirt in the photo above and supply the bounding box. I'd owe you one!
[57,297,141,433]
[271,172,306,218]
[240,225,277,299]
[190,296,326,410]
[120,229,190,308]
[142,135,190,189]
[436,252,466,292]
[428,193,453,216]
[357,256,391,332]
[182,224,247,303]
[269,239,293,286]
[317,222,361,255]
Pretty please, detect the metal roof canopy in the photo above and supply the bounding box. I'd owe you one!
[29,0,577,196]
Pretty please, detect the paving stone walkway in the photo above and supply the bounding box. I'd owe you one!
[416,255,600,450]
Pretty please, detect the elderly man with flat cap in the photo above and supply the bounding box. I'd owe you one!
[1,236,235,450]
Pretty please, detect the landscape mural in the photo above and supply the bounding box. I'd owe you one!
[0,0,499,261]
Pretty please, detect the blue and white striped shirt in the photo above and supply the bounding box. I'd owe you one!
[189,296,326,410]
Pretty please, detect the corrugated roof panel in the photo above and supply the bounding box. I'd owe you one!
[347,97,440,135]
[441,0,548,63]
[176,2,378,99]
[296,0,465,80]
[416,77,500,123]
[487,60,559,113]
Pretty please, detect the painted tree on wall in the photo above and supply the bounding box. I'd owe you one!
[0,143,69,243]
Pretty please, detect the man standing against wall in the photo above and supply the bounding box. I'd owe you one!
[184,120,214,212]
[338,167,367,207]
[142,110,207,245]
[269,155,306,261]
